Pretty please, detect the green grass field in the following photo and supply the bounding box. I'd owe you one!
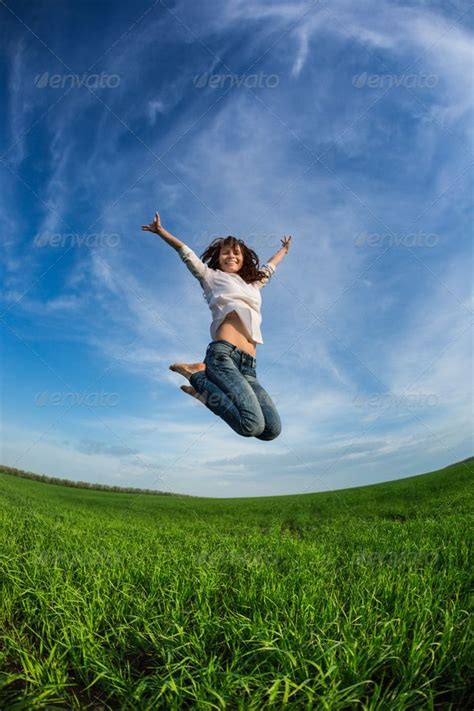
[1,459,472,710]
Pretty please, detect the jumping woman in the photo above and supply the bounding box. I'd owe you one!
[141,212,292,440]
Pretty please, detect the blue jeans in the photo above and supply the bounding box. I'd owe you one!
[189,339,282,440]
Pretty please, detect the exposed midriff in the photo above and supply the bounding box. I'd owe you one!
[214,310,257,357]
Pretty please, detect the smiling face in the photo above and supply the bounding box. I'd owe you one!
[218,242,244,274]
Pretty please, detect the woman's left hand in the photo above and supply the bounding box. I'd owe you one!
[281,235,292,252]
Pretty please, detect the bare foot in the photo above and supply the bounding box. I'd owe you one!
[180,385,206,404]
[169,362,206,381]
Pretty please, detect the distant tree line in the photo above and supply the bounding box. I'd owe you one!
[0,464,189,496]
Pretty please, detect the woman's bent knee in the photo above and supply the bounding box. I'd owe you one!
[255,420,282,441]
[255,429,281,441]
[239,417,265,437]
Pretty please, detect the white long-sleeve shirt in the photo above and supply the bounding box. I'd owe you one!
[178,244,276,344]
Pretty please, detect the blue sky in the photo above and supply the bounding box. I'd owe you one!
[1,0,472,497]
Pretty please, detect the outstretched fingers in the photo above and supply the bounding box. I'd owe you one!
[141,211,161,232]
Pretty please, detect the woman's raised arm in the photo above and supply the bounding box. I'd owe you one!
[266,235,292,268]
[141,211,212,283]
[141,212,183,251]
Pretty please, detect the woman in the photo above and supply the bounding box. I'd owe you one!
[141,212,292,440]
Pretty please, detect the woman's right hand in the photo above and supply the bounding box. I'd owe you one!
[141,212,163,235]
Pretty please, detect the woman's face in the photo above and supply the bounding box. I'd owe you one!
[219,243,243,273]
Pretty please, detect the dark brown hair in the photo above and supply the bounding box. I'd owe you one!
[199,236,268,284]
